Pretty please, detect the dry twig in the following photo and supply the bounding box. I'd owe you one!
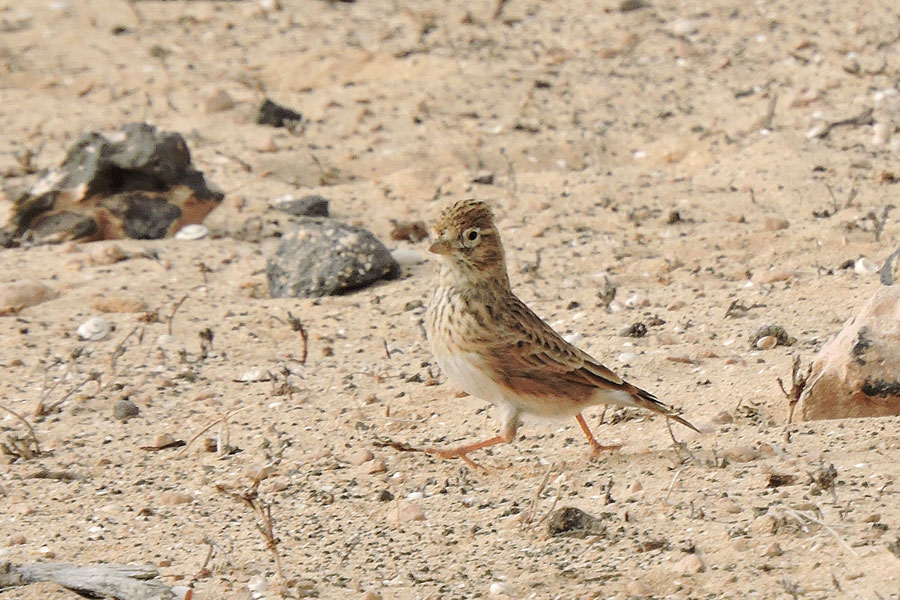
[778,355,812,424]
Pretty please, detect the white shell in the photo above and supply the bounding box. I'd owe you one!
[77,317,111,341]
[854,257,878,275]
[174,224,209,240]
[391,248,425,266]
[239,369,271,382]
[756,335,778,350]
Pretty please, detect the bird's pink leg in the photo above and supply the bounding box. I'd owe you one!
[576,413,622,458]
[425,422,517,471]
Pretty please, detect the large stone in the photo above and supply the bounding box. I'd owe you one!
[799,286,900,420]
[3,123,222,246]
[266,218,399,298]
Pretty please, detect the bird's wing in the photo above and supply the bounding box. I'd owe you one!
[480,295,629,400]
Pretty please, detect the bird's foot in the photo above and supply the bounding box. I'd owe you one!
[588,443,623,461]
[424,446,489,472]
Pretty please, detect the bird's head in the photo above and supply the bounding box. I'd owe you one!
[429,199,509,287]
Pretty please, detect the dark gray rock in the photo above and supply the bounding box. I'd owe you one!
[113,398,140,421]
[547,507,607,538]
[256,98,303,128]
[272,194,329,217]
[266,218,399,298]
[3,123,222,245]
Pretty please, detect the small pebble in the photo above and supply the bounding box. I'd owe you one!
[204,88,235,113]
[361,592,383,600]
[349,448,375,465]
[152,433,176,448]
[756,335,778,350]
[238,369,271,382]
[113,398,140,421]
[628,480,642,493]
[0,280,59,311]
[722,445,759,462]
[6,534,25,546]
[761,217,790,231]
[391,248,425,266]
[251,134,277,153]
[158,492,193,506]
[618,352,636,364]
[625,581,651,595]
[711,410,733,424]
[88,244,129,265]
[672,553,704,574]
[763,542,783,557]
[488,582,515,597]
[671,18,698,35]
[92,295,147,313]
[387,501,425,525]
[750,515,777,535]
[363,459,387,474]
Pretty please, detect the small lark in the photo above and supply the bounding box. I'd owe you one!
[424,199,698,469]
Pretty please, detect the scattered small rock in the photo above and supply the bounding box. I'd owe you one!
[766,474,797,488]
[376,489,394,502]
[204,88,235,113]
[77,316,112,341]
[349,448,374,465]
[256,98,302,128]
[5,534,25,546]
[750,325,795,348]
[113,398,140,421]
[472,171,494,185]
[547,507,606,538]
[272,194,329,218]
[4,123,222,245]
[762,216,790,231]
[763,542,783,557]
[361,592,383,600]
[391,248,425,266]
[88,244,130,265]
[619,0,647,11]
[617,352,636,364]
[92,295,147,313]
[620,322,647,338]
[158,492,193,506]
[721,445,759,463]
[750,515,777,535]
[387,501,425,525]
[752,267,795,284]
[362,458,387,475]
[266,218,399,298]
[711,410,733,424]
[672,552,704,574]
[389,220,429,243]
[799,286,900,419]
[624,581,651,595]
[488,582,515,597]
[0,280,59,312]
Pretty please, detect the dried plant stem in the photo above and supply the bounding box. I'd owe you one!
[0,403,40,455]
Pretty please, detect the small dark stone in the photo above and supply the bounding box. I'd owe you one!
[274,195,330,217]
[472,171,495,185]
[619,0,647,11]
[257,98,303,128]
[547,507,606,538]
[377,489,394,502]
[113,398,140,421]
[620,322,647,338]
[839,259,855,269]
[766,473,797,488]
[666,210,683,224]
[750,324,795,348]
[266,218,400,298]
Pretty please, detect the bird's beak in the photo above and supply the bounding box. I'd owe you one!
[428,238,452,255]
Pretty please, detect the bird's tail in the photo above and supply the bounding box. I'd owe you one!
[631,386,700,433]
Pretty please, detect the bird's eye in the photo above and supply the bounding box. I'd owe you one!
[461,228,481,247]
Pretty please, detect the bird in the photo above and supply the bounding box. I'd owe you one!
[423,198,699,469]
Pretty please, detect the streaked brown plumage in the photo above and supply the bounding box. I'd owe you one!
[424,199,698,469]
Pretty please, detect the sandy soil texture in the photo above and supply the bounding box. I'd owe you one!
[2,1,900,599]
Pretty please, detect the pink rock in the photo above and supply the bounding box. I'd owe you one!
[0,280,59,311]
[799,286,900,420]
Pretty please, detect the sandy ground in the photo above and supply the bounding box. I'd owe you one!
[2,1,900,598]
